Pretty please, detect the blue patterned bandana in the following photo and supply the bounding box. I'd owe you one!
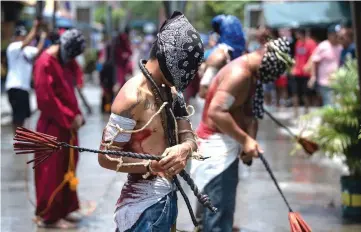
[156,11,204,92]
[211,15,246,60]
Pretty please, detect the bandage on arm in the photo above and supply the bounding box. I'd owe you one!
[199,66,218,98]
[103,113,136,143]
[99,113,150,173]
[200,66,218,86]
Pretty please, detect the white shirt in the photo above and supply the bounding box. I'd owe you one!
[5,41,38,91]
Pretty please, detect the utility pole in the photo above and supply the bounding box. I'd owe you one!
[163,0,187,18]
[52,0,57,30]
[351,1,361,101]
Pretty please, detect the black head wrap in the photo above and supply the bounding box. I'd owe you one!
[156,11,204,92]
[59,29,86,63]
[15,26,27,37]
[253,37,293,119]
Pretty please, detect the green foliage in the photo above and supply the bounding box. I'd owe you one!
[94,3,126,30]
[188,1,253,32]
[122,1,161,20]
[303,59,361,177]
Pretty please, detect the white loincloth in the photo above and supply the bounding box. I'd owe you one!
[190,133,241,192]
[114,176,175,232]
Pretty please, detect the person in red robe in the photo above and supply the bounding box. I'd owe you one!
[114,27,133,90]
[33,29,86,229]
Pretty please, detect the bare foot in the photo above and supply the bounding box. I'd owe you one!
[65,201,97,222]
[36,218,77,229]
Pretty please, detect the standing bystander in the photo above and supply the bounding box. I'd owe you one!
[5,20,47,133]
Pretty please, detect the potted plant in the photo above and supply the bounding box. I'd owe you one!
[302,58,361,221]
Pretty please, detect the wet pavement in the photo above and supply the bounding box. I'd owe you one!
[1,85,361,232]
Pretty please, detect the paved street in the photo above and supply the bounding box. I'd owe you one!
[1,85,361,232]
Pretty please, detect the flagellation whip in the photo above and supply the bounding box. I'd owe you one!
[13,127,217,227]
[264,109,319,156]
[259,153,312,232]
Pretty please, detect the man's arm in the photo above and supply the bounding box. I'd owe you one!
[199,49,227,98]
[21,20,40,49]
[177,119,197,152]
[208,68,263,158]
[98,81,150,173]
[208,68,251,144]
[247,118,258,139]
[35,32,47,56]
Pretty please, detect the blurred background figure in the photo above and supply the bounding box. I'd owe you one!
[99,43,115,114]
[308,25,342,106]
[139,34,155,61]
[199,14,246,99]
[32,29,86,229]
[291,29,317,116]
[5,20,47,133]
[114,26,133,92]
[338,25,355,66]
[204,32,219,60]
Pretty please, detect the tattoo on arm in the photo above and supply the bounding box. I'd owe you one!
[119,89,143,118]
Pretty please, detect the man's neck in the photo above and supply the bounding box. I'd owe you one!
[145,59,165,87]
[248,49,264,79]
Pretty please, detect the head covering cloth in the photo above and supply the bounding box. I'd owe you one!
[15,26,27,37]
[253,37,293,119]
[59,29,86,63]
[211,15,246,60]
[155,11,204,93]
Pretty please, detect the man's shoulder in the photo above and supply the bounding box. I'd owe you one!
[207,47,227,68]
[115,74,144,102]
[122,73,144,89]
[111,74,145,118]
[7,41,22,52]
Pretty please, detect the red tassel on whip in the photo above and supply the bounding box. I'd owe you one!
[259,153,312,232]
[264,110,319,156]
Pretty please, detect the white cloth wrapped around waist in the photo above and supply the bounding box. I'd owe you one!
[190,133,241,192]
[114,175,175,232]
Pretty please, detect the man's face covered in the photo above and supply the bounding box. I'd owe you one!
[258,37,292,83]
[253,37,293,119]
[59,29,86,64]
[156,11,204,92]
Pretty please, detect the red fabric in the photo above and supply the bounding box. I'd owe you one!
[64,60,84,88]
[115,33,133,86]
[197,121,217,139]
[275,75,288,88]
[292,38,317,77]
[33,52,81,223]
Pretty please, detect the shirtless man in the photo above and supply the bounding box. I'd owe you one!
[199,14,245,98]
[191,38,293,231]
[98,12,204,232]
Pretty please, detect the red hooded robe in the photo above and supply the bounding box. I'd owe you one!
[33,51,82,223]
